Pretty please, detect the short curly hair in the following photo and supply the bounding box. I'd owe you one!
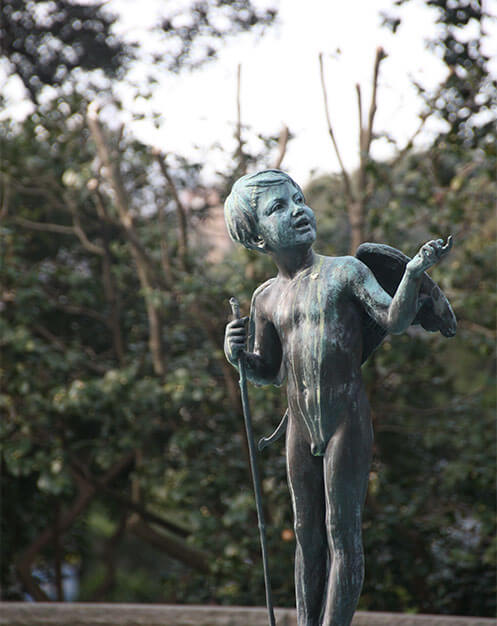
[224,169,302,251]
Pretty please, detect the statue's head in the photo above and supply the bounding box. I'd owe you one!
[224,169,316,254]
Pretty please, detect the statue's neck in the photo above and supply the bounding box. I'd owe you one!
[272,247,315,280]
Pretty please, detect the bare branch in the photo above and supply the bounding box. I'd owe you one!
[87,107,165,275]
[365,46,387,155]
[33,324,107,374]
[14,211,103,257]
[273,125,289,170]
[50,300,107,324]
[157,199,175,286]
[153,150,188,271]
[128,517,210,574]
[86,103,133,230]
[90,512,127,601]
[99,237,126,365]
[87,103,166,376]
[458,319,496,340]
[391,111,430,167]
[349,47,387,255]
[0,174,10,219]
[116,122,125,151]
[14,208,105,257]
[13,216,75,236]
[355,83,364,154]
[9,183,66,211]
[70,460,190,537]
[235,63,247,176]
[54,502,64,601]
[72,218,105,255]
[62,192,105,256]
[87,180,108,221]
[318,53,355,202]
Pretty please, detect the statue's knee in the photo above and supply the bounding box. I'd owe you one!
[326,518,362,554]
[294,519,325,550]
[294,519,308,541]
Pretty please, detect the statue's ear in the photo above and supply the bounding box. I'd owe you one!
[252,237,268,252]
[246,235,267,252]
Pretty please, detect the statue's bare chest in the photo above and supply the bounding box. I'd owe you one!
[269,269,348,340]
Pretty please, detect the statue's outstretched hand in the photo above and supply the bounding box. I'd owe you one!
[407,236,453,276]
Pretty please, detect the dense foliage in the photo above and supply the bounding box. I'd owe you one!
[0,0,276,102]
[0,0,495,617]
[1,0,129,102]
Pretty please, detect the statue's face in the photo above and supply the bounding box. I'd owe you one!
[255,182,317,253]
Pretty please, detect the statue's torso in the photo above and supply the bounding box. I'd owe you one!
[261,255,371,454]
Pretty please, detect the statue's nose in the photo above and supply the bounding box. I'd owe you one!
[292,204,303,216]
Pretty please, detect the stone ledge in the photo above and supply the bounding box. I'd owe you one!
[0,603,494,626]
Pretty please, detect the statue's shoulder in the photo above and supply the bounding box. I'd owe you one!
[249,277,279,321]
[319,254,364,282]
[251,277,278,305]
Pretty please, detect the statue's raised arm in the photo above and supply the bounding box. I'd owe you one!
[356,239,456,363]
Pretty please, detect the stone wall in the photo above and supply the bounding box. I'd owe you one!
[1,604,495,626]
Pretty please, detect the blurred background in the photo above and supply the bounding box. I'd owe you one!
[0,0,495,617]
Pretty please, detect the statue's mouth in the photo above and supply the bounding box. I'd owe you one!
[294,217,310,230]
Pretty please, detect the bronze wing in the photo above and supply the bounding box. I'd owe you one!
[356,242,457,364]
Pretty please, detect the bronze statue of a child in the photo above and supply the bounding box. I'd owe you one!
[224,169,454,626]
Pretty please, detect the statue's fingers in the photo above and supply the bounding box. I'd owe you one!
[429,239,449,258]
[229,316,248,328]
[441,235,453,252]
[431,240,445,257]
[422,242,437,259]
[230,324,247,333]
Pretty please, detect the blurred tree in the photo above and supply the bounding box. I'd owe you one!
[0,0,130,103]
[0,87,294,604]
[0,0,280,602]
[382,0,496,149]
[0,0,276,104]
[158,1,277,73]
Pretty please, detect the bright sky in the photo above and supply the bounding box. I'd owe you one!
[3,0,496,187]
[109,0,496,186]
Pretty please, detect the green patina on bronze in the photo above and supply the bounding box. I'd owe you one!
[224,169,456,626]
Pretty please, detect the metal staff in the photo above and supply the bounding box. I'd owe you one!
[229,297,276,626]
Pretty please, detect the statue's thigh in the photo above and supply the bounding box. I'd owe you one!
[323,417,372,529]
[286,416,325,531]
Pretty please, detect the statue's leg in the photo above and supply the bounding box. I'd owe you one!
[286,414,327,626]
[321,402,373,626]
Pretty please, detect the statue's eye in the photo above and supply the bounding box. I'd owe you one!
[267,201,283,215]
